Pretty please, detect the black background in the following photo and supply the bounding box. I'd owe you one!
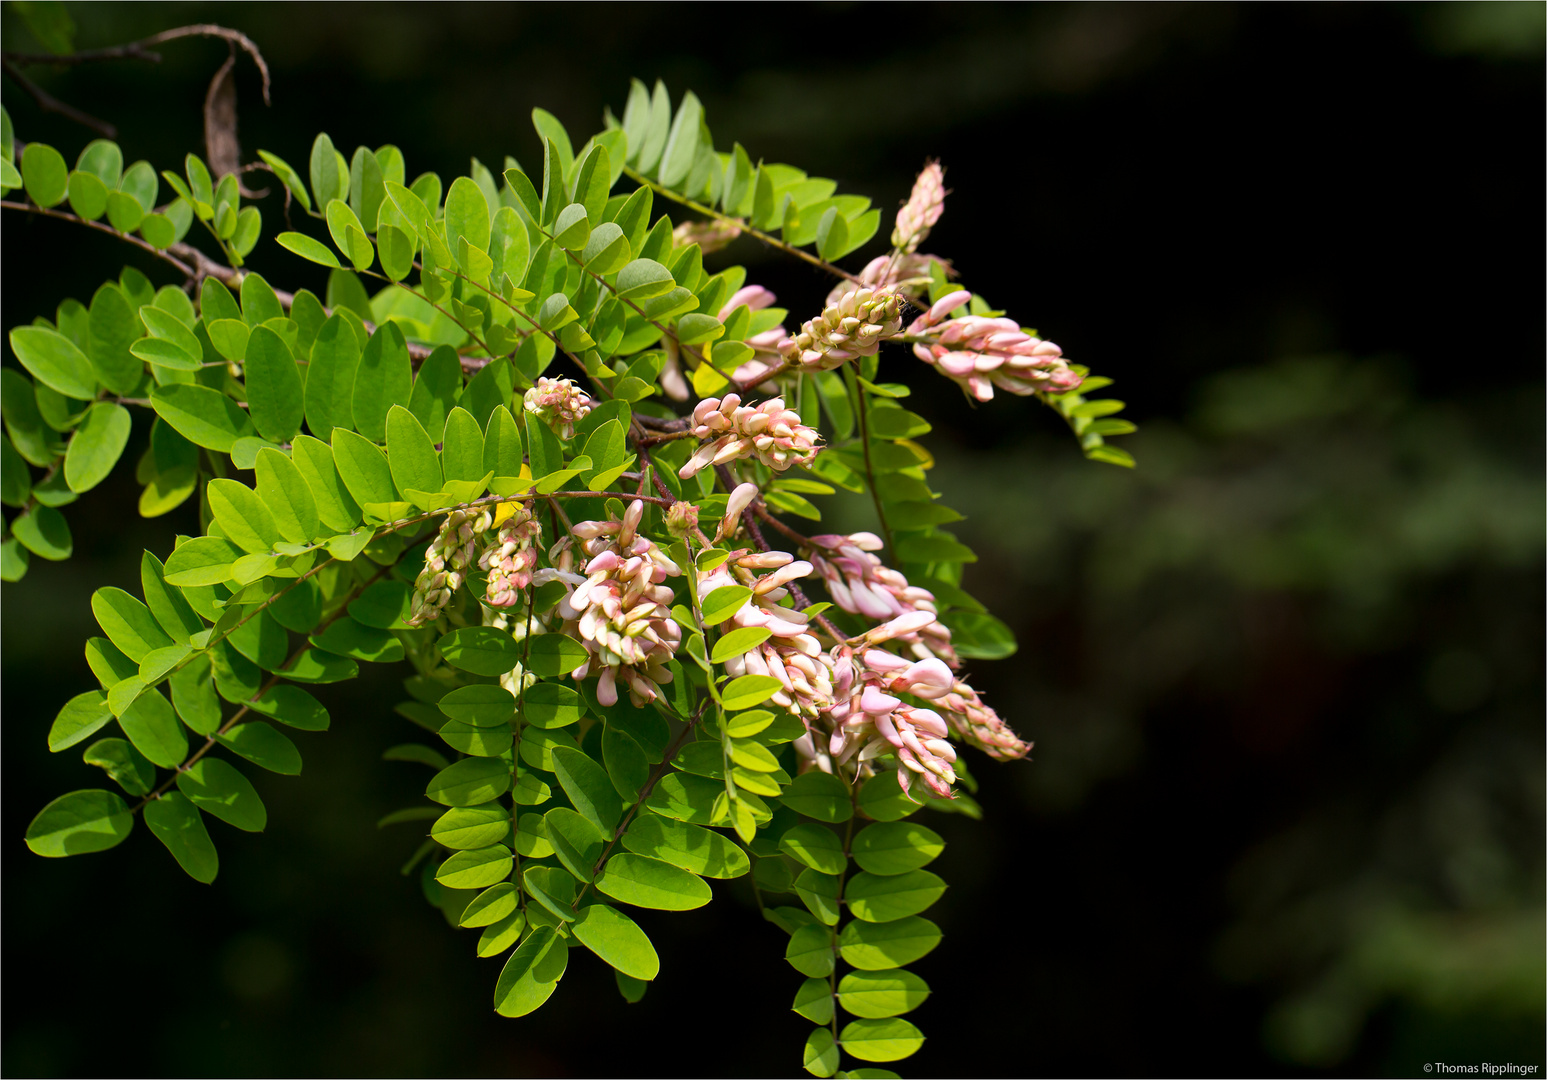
[3,4,1542,1077]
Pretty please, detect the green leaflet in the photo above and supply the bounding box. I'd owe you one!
[435,843,513,890]
[595,852,711,911]
[254,447,322,544]
[425,757,510,807]
[176,757,267,832]
[47,691,114,752]
[550,745,623,835]
[852,821,944,875]
[622,814,750,880]
[9,325,98,400]
[118,689,186,769]
[437,627,520,676]
[144,791,219,883]
[215,721,302,775]
[91,586,174,663]
[780,771,852,823]
[292,435,362,532]
[150,384,256,452]
[431,803,511,850]
[838,916,943,971]
[63,402,131,493]
[304,315,363,438]
[493,925,567,1017]
[208,478,282,554]
[837,969,932,1020]
[352,322,412,442]
[385,405,442,495]
[243,326,305,444]
[543,806,605,883]
[844,869,947,923]
[780,823,846,875]
[26,788,133,858]
[571,903,659,981]
[839,1018,925,1063]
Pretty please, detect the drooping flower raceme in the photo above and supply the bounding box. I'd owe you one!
[407,507,493,626]
[700,551,833,723]
[908,289,1083,401]
[479,503,542,608]
[821,641,962,799]
[934,677,1032,761]
[804,531,958,667]
[892,161,946,254]
[679,394,820,479]
[544,500,683,708]
[523,377,595,441]
[778,286,905,373]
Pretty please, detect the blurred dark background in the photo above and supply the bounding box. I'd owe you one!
[3,3,1542,1077]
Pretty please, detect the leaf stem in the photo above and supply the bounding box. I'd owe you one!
[621,166,862,286]
[843,365,895,563]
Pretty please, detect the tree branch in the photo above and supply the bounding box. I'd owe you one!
[1,58,115,137]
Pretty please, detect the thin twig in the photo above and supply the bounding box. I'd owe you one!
[1,57,115,137]
[1,199,193,274]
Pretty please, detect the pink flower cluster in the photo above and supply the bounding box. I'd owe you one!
[523,377,594,441]
[804,531,958,667]
[824,644,961,799]
[678,394,820,479]
[937,678,1031,761]
[407,506,492,626]
[699,551,832,722]
[777,285,904,373]
[908,290,1083,401]
[479,504,542,608]
[543,500,683,707]
[892,161,946,254]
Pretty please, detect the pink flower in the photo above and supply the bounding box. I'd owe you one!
[478,504,542,608]
[804,532,959,667]
[407,507,492,626]
[523,377,594,440]
[907,290,1084,401]
[892,161,946,254]
[777,286,904,373]
[546,500,683,707]
[935,678,1032,761]
[678,394,821,478]
[819,646,960,799]
[700,551,833,723]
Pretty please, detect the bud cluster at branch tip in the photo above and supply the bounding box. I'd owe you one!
[523,377,595,441]
[892,161,946,254]
[407,506,493,626]
[777,286,904,372]
[908,290,1083,401]
[679,393,820,478]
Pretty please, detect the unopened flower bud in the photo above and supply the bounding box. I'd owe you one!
[523,377,594,441]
